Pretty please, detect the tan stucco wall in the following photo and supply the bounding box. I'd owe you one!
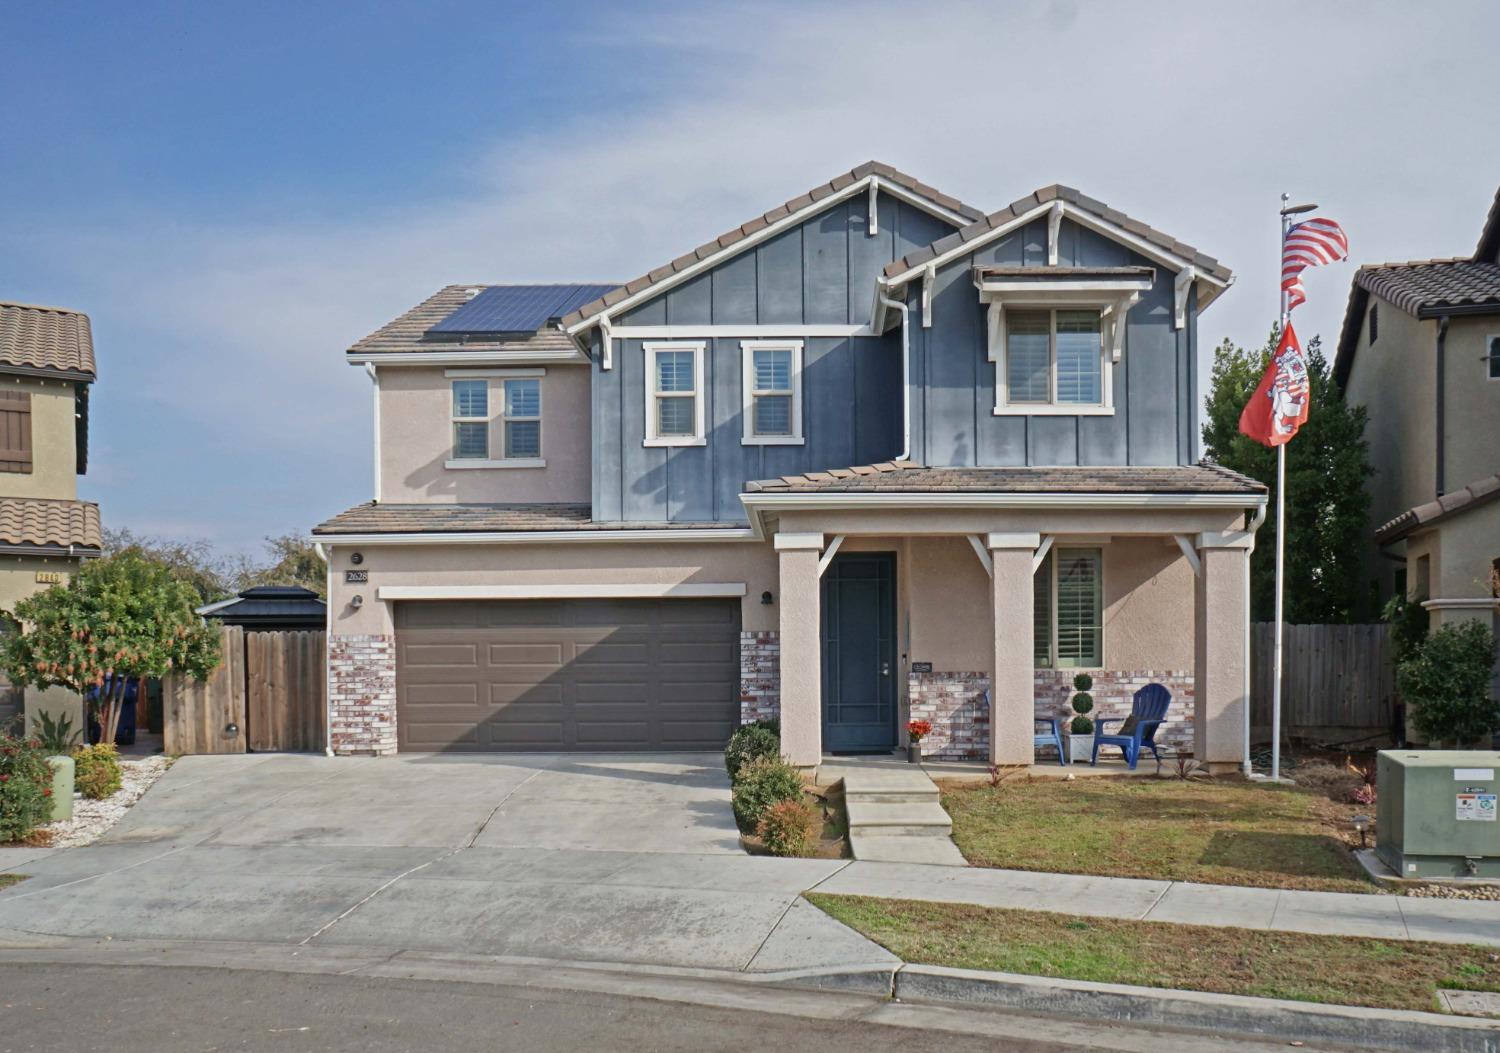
[376,365,590,504]
[0,557,84,738]
[1443,316,1500,494]
[0,376,78,499]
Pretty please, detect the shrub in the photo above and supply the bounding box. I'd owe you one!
[1070,672,1095,735]
[32,709,79,755]
[1398,620,1498,746]
[0,733,53,843]
[74,743,122,800]
[725,720,780,781]
[1383,591,1430,664]
[758,798,818,857]
[731,755,803,830]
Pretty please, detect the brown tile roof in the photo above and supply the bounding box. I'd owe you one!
[312,503,736,535]
[557,161,986,330]
[743,461,1265,495]
[881,184,1233,285]
[1375,472,1500,544]
[0,301,96,378]
[0,497,101,551]
[347,286,588,358]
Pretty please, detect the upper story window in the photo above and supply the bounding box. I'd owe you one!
[1368,303,1378,344]
[502,378,541,458]
[1003,308,1105,410]
[1033,548,1103,669]
[451,380,488,460]
[644,342,705,447]
[1487,335,1500,380]
[741,340,804,445]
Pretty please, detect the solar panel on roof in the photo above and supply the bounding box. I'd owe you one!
[427,284,618,335]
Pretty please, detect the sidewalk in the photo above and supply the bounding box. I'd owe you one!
[809,860,1500,947]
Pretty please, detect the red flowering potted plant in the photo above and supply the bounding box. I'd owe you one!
[906,720,932,764]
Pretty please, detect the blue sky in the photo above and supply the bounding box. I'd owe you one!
[3,0,1498,556]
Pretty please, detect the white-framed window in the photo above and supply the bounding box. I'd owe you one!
[997,308,1109,414]
[740,340,804,445]
[1487,335,1500,380]
[644,341,706,446]
[1033,548,1103,669]
[501,378,542,458]
[450,379,489,460]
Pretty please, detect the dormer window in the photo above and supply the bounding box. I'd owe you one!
[1005,309,1103,406]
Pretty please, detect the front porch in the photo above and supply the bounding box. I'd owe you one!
[737,466,1266,777]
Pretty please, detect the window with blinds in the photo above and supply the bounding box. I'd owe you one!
[1033,547,1102,668]
[741,340,804,444]
[502,378,541,458]
[1003,309,1104,408]
[450,380,488,460]
[645,343,705,446]
[0,390,33,474]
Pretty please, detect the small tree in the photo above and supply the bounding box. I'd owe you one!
[238,533,327,598]
[1398,620,1498,746]
[0,553,221,746]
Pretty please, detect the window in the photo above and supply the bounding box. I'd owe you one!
[1369,303,1378,344]
[1488,335,1500,380]
[741,340,803,444]
[644,342,705,446]
[450,380,488,460]
[1033,548,1103,669]
[502,378,541,458]
[1000,309,1106,411]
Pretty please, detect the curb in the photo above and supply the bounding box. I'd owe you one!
[878,964,1500,1053]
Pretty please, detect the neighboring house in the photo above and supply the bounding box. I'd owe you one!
[0,301,102,732]
[314,161,1266,769]
[1334,187,1500,647]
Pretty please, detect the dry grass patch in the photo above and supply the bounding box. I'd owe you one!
[809,893,1500,1013]
[939,777,1371,893]
[0,874,27,891]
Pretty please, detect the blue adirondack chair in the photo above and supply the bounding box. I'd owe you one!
[1091,683,1171,769]
[1034,715,1067,766]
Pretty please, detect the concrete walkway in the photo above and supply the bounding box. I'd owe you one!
[822,759,966,866]
[811,859,1500,947]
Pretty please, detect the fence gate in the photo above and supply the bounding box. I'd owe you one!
[246,630,327,752]
[164,625,247,755]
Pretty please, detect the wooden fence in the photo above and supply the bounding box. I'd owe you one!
[1250,622,1397,743]
[164,626,326,755]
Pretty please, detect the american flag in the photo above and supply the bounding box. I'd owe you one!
[1282,217,1349,310]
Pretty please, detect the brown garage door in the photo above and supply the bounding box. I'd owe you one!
[393,598,741,752]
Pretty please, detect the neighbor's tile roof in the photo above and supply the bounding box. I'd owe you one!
[882,184,1233,285]
[744,461,1264,495]
[347,286,593,358]
[313,503,735,535]
[0,301,96,378]
[1375,472,1500,544]
[557,161,986,330]
[0,497,101,551]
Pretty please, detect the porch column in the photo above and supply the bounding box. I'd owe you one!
[988,533,1040,766]
[1194,535,1251,774]
[775,532,824,768]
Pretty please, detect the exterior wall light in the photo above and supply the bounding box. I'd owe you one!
[350,594,364,609]
[760,591,774,605]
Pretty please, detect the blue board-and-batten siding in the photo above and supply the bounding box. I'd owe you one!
[593,191,948,523]
[909,218,1198,470]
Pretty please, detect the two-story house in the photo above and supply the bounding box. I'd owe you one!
[0,301,102,731]
[1335,186,1500,644]
[313,162,1265,770]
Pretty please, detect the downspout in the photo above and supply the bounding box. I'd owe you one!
[877,292,912,461]
[1241,501,1268,777]
[314,541,334,757]
[1435,315,1449,498]
[365,362,381,502]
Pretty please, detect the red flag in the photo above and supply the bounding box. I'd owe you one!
[1238,323,1310,447]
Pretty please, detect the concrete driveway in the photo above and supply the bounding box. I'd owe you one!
[0,753,891,974]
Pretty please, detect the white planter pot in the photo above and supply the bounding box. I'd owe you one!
[1067,735,1095,764]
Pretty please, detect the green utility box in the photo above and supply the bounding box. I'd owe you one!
[1377,751,1500,879]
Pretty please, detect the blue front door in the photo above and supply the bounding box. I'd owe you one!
[821,552,897,753]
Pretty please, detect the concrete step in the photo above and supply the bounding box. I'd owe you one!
[845,799,953,836]
[849,833,968,866]
[842,788,937,805]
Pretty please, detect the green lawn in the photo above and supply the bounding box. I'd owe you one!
[939,777,1371,893]
[0,874,26,891]
[809,894,1498,1013]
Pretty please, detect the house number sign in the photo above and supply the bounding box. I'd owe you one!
[34,571,62,584]
[344,570,369,584]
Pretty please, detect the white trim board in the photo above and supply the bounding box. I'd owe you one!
[741,492,1267,511]
[309,528,759,546]
[608,324,875,338]
[348,350,586,367]
[377,583,748,601]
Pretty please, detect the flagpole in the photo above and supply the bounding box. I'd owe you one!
[1271,193,1292,782]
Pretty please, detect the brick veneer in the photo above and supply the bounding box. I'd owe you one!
[907,669,1197,761]
[739,630,780,724]
[329,633,398,756]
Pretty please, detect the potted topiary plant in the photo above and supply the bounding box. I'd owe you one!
[31,710,78,823]
[1066,673,1095,764]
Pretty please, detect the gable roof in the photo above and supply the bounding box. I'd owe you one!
[558,161,985,333]
[1334,184,1500,388]
[347,285,592,361]
[744,460,1264,495]
[1375,470,1500,544]
[880,184,1233,292]
[0,301,96,379]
